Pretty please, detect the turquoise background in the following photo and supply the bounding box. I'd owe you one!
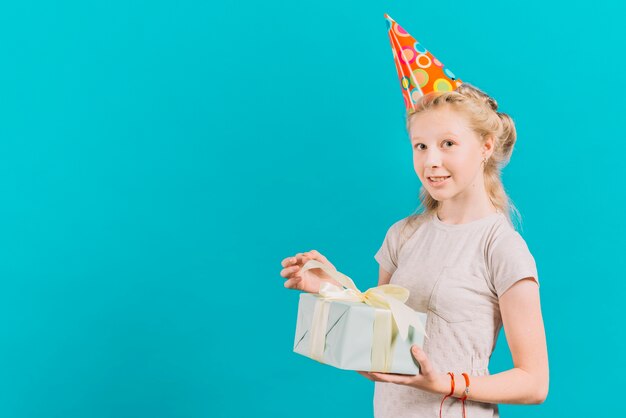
[1,0,624,417]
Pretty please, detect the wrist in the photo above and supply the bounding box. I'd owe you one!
[320,277,342,288]
[458,373,471,400]
[436,372,467,398]
[436,372,453,396]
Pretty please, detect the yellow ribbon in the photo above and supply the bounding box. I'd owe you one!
[301,259,428,371]
[302,259,428,340]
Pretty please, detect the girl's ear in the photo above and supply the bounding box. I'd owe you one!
[483,134,495,158]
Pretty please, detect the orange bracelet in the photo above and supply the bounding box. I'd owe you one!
[459,372,470,401]
[439,372,455,418]
[459,372,470,418]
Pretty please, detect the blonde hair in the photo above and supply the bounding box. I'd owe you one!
[398,82,521,242]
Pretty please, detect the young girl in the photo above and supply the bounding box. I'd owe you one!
[280,16,548,418]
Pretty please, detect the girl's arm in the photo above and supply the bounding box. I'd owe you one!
[363,276,549,405]
[378,265,393,286]
[447,277,549,404]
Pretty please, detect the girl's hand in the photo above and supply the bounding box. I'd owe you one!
[280,250,339,293]
[356,345,447,396]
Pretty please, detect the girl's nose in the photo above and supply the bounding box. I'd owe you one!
[425,152,442,167]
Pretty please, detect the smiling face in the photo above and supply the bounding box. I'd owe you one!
[408,105,493,203]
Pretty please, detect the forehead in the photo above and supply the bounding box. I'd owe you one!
[409,107,472,141]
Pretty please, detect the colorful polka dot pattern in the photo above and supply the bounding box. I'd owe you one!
[384,13,463,111]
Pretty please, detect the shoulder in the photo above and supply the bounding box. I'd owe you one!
[385,213,431,242]
[484,215,539,295]
[380,215,409,238]
[485,214,531,254]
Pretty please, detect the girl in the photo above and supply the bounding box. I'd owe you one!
[280,83,549,417]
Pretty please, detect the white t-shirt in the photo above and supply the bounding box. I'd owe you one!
[373,211,539,418]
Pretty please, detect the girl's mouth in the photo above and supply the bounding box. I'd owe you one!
[427,176,451,186]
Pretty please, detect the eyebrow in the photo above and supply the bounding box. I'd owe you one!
[411,132,459,141]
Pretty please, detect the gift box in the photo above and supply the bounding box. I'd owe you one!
[292,260,428,374]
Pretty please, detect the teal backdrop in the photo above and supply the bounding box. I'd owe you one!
[1,1,624,417]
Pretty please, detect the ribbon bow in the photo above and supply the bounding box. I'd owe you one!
[301,259,428,341]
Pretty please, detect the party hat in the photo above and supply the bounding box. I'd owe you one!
[384,13,463,111]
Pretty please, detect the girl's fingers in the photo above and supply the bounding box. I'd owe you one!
[309,250,333,266]
[283,255,303,267]
[282,251,328,269]
[281,256,297,268]
[280,265,300,278]
[284,277,302,289]
[304,250,336,270]
[411,346,433,376]
[356,371,376,382]
[370,372,412,385]
[304,251,322,262]
[280,251,327,282]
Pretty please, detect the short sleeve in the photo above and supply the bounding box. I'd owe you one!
[487,230,539,297]
[374,218,407,275]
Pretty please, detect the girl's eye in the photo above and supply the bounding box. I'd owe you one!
[414,143,426,150]
[442,140,454,148]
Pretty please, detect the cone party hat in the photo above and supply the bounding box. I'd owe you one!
[384,13,463,111]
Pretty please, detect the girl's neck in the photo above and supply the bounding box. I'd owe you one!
[436,193,498,225]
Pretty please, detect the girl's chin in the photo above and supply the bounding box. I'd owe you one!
[426,189,453,201]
